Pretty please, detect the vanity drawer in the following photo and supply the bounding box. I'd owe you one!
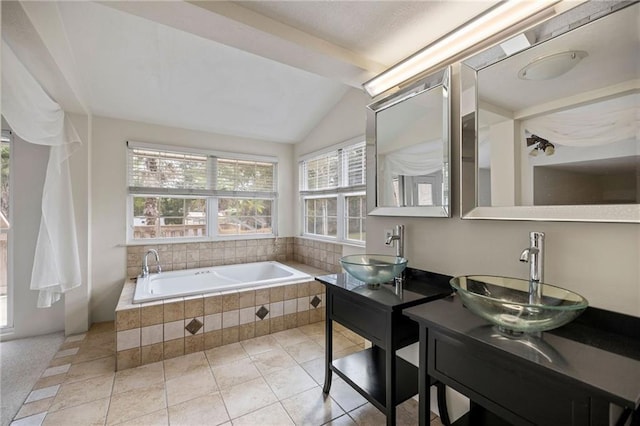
[429,331,591,426]
[329,290,387,347]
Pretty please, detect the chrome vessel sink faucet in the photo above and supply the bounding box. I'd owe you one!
[385,224,405,258]
[142,249,162,277]
[519,231,544,304]
[385,225,405,290]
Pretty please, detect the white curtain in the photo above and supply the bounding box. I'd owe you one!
[2,40,82,307]
[523,93,639,147]
[381,140,443,205]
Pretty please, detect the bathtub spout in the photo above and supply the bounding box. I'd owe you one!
[142,249,161,277]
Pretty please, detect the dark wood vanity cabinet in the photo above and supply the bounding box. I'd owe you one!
[405,296,640,426]
[316,270,452,426]
[430,330,599,426]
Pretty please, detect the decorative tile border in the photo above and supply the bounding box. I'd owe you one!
[115,270,327,371]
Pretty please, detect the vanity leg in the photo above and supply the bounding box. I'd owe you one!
[436,382,451,426]
[386,319,396,426]
[323,290,333,394]
[419,326,430,426]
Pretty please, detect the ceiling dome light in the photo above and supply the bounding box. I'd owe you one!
[518,50,588,80]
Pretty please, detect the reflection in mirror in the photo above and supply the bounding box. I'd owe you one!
[461,1,639,222]
[367,67,451,217]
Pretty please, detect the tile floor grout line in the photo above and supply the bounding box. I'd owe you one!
[13,322,441,426]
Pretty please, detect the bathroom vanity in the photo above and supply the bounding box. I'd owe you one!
[404,295,640,426]
[316,268,452,426]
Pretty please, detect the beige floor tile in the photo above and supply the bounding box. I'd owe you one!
[326,378,368,413]
[14,397,54,420]
[431,416,445,426]
[72,345,115,364]
[326,414,357,425]
[48,355,76,367]
[205,342,249,367]
[117,409,169,426]
[297,322,325,337]
[220,377,278,419]
[33,373,67,390]
[347,402,386,425]
[49,373,114,412]
[106,382,166,425]
[88,321,115,334]
[281,387,345,426]
[334,345,365,359]
[163,351,210,381]
[43,397,109,426]
[250,348,297,376]
[337,329,365,346]
[283,340,325,364]
[262,365,318,400]
[240,335,282,356]
[165,369,219,407]
[211,357,261,389]
[231,402,294,426]
[300,357,335,386]
[271,328,310,347]
[113,361,164,394]
[65,356,116,384]
[168,393,230,426]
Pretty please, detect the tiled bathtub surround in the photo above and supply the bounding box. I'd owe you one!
[115,262,327,370]
[293,237,344,273]
[125,237,345,280]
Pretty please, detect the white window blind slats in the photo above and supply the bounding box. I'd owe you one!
[300,141,365,192]
[216,159,275,192]
[128,148,276,195]
[343,142,366,187]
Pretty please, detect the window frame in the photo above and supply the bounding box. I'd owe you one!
[126,141,278,243]
[299,139,366,246]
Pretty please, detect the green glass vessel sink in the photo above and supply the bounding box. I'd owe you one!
[450,275,588,335]
[340,254,408,285]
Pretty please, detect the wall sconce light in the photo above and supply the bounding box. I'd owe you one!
[527,134,555,156]
[363,0,561,97]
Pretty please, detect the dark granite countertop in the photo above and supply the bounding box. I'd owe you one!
[315,268,453,311]
[404,295,640,409]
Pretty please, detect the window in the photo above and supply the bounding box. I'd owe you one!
[300,141,366,244]
[0,130,9,328]
[127,142,277,241]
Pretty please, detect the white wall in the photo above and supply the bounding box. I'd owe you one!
[90,116,295,322]
[7,137,65,339]
[295,88,369,159]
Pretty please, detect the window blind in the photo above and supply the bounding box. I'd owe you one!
[128,144,276,197]
[300,141,365,193]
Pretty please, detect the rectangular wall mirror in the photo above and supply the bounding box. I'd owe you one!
[367,67,451,217]
[460,1,639,222]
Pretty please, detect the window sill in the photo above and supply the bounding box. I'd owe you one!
[124,234,277,246]
[298,235,365,248]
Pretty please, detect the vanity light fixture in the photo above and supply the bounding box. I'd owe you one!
[518,50,588,80]
[363,0,561,97]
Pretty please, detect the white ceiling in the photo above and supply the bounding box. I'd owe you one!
[2,0,498,144]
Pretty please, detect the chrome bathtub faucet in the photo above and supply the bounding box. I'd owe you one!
[142,249,162,277]
[519,231,544,304]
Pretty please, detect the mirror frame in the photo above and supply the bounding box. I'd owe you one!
[460,2,640,223]
[366,66,451,217]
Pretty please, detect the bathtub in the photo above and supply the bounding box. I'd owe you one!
[133,261,312,303]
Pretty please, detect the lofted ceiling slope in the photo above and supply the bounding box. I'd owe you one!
[2,1,497,144]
